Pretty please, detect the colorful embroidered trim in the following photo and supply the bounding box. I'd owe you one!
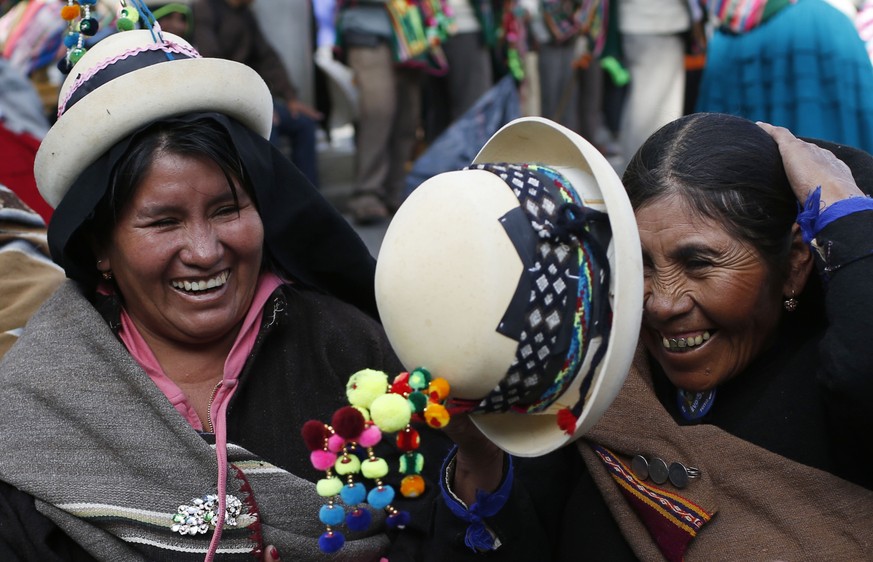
[592,445,712,562]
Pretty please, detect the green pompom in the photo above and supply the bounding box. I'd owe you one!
[361,457,389,479]
[370,393,411,432]
[408,367,431,390]
[407,391,427,413]
[399,452,424,475]
[346,369,389,408]
[334,454,361,475]
[316,476,343,497]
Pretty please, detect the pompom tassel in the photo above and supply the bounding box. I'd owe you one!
[556,408,577,435]
[318,530,345,553]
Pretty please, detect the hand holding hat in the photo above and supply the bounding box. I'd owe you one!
[375,117,644,457]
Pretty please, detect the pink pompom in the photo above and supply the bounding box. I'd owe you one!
[311,450,337,471]
[327,434,345,452]
[358,425,383,448]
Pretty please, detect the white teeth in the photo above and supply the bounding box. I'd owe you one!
[172,271,229,293]
[662,331,712,351]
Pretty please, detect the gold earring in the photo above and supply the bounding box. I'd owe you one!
[783,291,798,312]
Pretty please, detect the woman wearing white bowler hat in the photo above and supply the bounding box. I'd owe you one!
[0,6,452,560]
[375,113,873,560]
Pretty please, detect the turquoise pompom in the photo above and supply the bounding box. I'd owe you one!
[367,485,395,509]
[340,482,367,505]
[318,504,345,526]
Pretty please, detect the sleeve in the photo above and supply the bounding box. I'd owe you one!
[248,25,299,102]
[809,210,873,485]
[191,0,222,58]
[388,445,579,561]
[0,481,93,561]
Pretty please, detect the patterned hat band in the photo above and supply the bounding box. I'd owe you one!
[58,40,200,117]
[453,163,613,416]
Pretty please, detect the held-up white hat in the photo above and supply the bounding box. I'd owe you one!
[375,117,643,457]
[35,29,273,209]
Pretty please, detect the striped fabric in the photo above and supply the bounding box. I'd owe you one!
[706,0,795,33]
[591,445,712,562]
[0,184,64,359]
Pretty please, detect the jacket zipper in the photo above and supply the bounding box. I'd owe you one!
[206,380,223,433]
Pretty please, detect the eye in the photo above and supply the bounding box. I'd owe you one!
[215,205,241,217]
[686,258,713,269]
[148,217,178,227]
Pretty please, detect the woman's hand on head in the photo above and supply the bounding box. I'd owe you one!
[440,413,505,505]
[757,121,865,207]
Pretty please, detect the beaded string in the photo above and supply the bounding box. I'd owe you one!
[58,0,100,73]
[58,0,172,75]
[301,367,451,554]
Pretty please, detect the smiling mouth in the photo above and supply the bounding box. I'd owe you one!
[171,270,230,294]
[661,330,713,352]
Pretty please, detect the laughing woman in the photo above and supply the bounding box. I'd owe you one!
[0,26,445,561]
[420,112,873,561]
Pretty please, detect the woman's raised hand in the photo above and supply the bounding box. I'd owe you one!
[757,121,865,208]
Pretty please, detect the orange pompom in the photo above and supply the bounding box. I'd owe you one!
[427,377,450,401]
[424,402,450,428]
[400,474,425,498]
[61,5,80,20]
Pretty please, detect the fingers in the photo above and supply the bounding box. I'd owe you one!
[264,544,280,562]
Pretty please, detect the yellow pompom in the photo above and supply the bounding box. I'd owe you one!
[370,393,411,432]
[316,476,343,497]
[424,402,450,428]
[334,454,361,475]
[346,369,388,408]
[400,474,426,498]
[361,457,390,479]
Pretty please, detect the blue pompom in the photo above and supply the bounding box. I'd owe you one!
[345,507,372,531]
[367,485,395,509]
[318,504,345,526]
[386,510,411,529]
[80,0,98,4]
[340,482,367,505]
[318,530,345,553]
[63,33,80,48]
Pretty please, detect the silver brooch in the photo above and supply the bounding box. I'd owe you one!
[172,494,244,535]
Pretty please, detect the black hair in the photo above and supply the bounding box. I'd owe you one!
[623,112,826,326]
[623,112,796,276]
[90,117,252,246]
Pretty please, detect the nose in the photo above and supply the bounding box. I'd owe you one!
[180,221,223,268]
[643,274,693,322]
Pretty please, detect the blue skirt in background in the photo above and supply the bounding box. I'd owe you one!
[696,0,873,154]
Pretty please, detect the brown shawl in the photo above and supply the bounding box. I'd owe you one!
[578,346,873,561]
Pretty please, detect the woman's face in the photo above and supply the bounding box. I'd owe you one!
[635,194,783,392]
[100,152,264,348]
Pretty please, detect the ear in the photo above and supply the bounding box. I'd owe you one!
[92,238,112,274]
[783,223,814,297]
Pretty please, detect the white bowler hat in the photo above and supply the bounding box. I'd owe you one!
[35,29,272,209]
[375,117,643,457]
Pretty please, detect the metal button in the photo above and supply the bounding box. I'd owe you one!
[649,457,669,484]
[631,454,649,480]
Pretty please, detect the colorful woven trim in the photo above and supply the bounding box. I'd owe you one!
[591,445,712,562]
[456,163,612,435]
[709,0,795,34]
